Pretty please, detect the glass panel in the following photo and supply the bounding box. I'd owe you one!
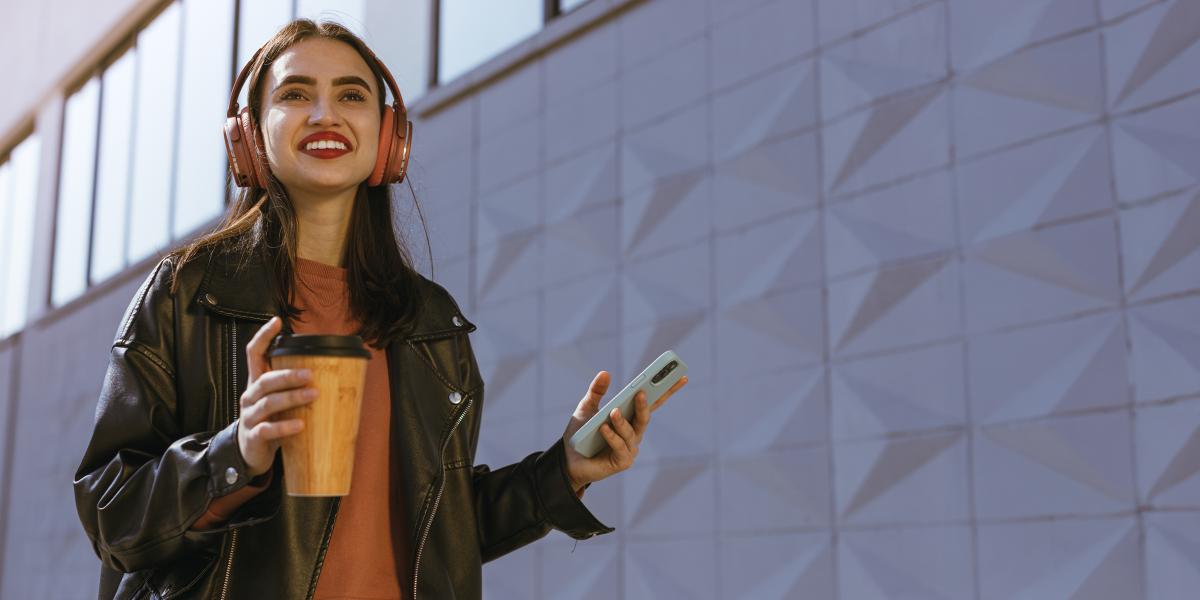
[237,0,293,78]
[91,49,137,283]
[560,0,591,13]
[52,77,101,306]
[0,163,11,335]
[359,0,431,105]
[2,135,42,336]
[438,0,541,85]
[174,0,235,240]
[296,0,366,36]
[127,3,181,264]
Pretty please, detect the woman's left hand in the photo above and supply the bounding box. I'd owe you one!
[561,371,688,494]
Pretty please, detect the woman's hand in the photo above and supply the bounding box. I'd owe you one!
[561,371,688,493]
[236,316,316,477]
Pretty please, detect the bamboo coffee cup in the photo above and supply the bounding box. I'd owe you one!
[268,334,371,496]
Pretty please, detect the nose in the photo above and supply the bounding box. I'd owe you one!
[307,93,340,127]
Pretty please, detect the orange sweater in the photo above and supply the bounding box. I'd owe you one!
[194,256,403,598]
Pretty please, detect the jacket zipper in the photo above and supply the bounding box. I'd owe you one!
[412,396,471,599]
[219,322,240,600]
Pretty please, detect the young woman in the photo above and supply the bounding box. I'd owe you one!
[73,19,686,599]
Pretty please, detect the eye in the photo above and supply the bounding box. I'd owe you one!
[279,89,305,101]
[342,90,367,102]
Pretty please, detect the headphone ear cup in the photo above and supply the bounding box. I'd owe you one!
[239,110,271,189]
[225,109,260,188]
[226,108,271,189]
[368,105,412,186]
[368,107,395,187]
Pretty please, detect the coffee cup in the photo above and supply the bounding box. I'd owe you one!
[268,334,370,496]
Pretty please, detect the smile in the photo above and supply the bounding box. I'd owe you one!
[301,143,351,159]
[298,132,353,159]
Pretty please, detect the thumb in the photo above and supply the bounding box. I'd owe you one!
[246,316,282,382]
[577,371,610,416]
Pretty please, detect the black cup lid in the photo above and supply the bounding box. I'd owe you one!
[269,334,371,359]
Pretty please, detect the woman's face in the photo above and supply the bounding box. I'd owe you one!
[257,38,381,197]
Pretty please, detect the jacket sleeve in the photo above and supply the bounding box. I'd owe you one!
[428,279,615,561]
[472,437,615,562]
[72,258,280,573]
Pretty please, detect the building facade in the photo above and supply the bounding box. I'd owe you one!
[1,0,1198,597]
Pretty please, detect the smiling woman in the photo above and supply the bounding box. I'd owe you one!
[71,17,679,600]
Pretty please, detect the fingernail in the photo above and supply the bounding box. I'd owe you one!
[304,388,318,398]
[299,369,312,378]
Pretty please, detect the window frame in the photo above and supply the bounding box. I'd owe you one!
[429,0,589,88]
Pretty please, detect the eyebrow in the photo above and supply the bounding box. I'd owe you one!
[273,75,373,93]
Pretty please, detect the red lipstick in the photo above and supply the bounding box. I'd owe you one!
[298,131,353,159]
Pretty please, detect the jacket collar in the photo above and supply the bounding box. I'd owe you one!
[192,248,477,339]
[193,249,277,322]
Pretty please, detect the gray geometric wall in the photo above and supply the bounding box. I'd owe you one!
[2,0,1198,597]
[404,0,1200,597]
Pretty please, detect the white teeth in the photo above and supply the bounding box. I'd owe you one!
[304,140,348,151]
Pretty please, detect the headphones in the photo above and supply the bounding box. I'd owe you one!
[223,42,413,189]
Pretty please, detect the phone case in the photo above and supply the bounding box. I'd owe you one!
[569,350,688,458]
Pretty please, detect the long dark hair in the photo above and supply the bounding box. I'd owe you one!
[169,19,430,349]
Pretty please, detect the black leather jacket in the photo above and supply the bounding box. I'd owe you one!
[73,249,614,599]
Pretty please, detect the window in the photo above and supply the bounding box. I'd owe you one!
[90,48,137,284]
[56,0,242,307]
[127,2,182,264]
[173,0,235,240]
[0,134,42,338]
[438,0,542,85]
[237,0,293,71]
[51,77,101,307]
[433,0,596,87]
[559,0,591,13]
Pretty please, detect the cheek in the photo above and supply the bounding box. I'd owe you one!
[356,116,382,163]
[261,109,298,162]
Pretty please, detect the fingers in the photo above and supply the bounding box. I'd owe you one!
[649,375,688,413]
[241,368,312,411]
[246,316,283,382]
[610,404,639,443]
[632,390,651,434]
[599,420,635,468]
[244,418,305,446]
[241,387,318,428]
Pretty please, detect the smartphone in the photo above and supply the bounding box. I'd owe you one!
[569,350,688,458]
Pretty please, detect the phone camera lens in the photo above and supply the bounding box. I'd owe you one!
[651,361,678,384]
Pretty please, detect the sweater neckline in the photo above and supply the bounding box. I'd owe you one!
[295,256,347,282]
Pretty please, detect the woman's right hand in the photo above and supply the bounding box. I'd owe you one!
[237,316,316,477]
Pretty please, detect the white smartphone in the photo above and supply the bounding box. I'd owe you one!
[569,350,688,458]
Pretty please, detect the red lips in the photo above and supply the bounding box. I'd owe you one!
[298,131,353,159]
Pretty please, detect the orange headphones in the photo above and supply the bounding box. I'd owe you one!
[223,42,413,189]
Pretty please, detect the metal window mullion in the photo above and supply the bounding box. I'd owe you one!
[428,0,441,89]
